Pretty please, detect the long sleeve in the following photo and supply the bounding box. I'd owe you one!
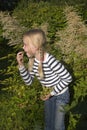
[18,53,72,96]
[19,66,34,85]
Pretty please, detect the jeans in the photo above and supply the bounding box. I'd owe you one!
[44,89,70,130]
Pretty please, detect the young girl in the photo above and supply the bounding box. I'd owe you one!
[16,29,72,130]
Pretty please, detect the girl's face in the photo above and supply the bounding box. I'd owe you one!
[23,36,38,58]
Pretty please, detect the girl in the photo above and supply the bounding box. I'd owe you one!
[16,29,72,130]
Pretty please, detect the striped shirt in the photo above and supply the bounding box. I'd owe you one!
[19,53,72,96]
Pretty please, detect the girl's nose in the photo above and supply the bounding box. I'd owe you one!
[23,46,24,50]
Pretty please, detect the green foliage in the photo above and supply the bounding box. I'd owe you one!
[13,1,66,43]
[67,113,81,130]
[0,1,87,130]
[0,65,44,130]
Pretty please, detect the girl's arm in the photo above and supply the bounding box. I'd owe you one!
[19,66,34,85]
[16,52,34,85]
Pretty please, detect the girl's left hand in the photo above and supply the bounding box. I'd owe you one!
[40,94,51,101]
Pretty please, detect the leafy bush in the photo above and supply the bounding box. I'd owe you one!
[0,1,87,130]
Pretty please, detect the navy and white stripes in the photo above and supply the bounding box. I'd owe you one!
[19,53,72,96]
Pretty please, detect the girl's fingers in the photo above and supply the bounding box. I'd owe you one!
[17,52,24,57]
[16,52,24,64]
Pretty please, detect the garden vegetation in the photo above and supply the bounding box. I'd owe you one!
[0,0,87,130]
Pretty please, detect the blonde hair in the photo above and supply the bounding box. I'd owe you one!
[23,29,46,79]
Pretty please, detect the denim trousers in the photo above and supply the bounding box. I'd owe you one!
[44,89,70,130]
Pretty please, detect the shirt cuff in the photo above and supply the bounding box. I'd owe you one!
[50,91,56,96]
[18,65,25,71]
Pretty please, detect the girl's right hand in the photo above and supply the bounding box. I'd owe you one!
[16,52,24,66]
[40,94,52,101]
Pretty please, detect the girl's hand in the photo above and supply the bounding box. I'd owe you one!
[16,52,24,66]
[40,94,51,101]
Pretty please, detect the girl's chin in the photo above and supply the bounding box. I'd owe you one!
[26,53,34,58]
[26,53,30,57]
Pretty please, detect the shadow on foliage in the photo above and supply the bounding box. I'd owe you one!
[0,38,13,88]
[0,0,20,11]
[71,96,87,130]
